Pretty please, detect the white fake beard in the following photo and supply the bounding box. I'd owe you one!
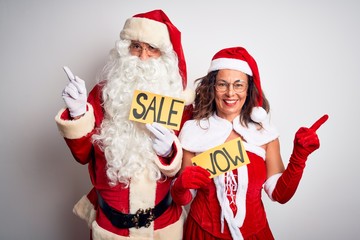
[93,40,183,187]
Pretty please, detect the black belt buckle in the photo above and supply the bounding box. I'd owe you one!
[132,207,155,228]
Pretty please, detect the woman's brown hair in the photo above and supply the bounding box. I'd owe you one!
[192,70,269,127]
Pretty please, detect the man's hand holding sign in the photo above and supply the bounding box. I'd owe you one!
[129,90,185,157]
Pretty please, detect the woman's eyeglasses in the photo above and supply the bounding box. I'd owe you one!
[214,80,248,93]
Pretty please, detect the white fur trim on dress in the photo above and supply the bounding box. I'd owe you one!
[214,168,247,240]
[264,173,282,201]
[179,114,278,154]
[179,114,233,153]
[232,115,279,146]
[91,209,186,240]
[154,136,182,177]
[73,195,96,228]
[208,58,252,76]
[55,104,95,139]
[120,17,171,50]
[243,142,265,159]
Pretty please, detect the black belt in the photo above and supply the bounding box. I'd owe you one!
[97,190,173,229]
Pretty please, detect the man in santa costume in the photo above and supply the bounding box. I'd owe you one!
[55,9,193,240]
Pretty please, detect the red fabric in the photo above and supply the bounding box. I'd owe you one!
[183,214,274,240]
[272,115,328,204]
[185,152,272,239]
[61,83,193,236]
[171,166,211,205]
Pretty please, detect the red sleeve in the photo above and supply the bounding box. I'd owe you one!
[63,83,105,165]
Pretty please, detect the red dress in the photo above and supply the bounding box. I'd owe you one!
[183,152,275,240]
[179,114,279,239]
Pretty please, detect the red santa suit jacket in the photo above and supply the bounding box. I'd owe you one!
[55,83,193,240]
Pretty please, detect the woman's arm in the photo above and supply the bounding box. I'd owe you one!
[265,138,285,178]
[264,115,328,203]
[179,149,195,173]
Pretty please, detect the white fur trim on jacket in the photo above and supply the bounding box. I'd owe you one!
[120,17,171,50]
[91,208,186,240]
[128,169,157,238]
[55,104,95,139]
[73,195,96,228]
[154,136,182,177]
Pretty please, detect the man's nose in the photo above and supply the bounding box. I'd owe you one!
[139,48,150,60]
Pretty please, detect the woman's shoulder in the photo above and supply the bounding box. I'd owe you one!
[179,115,233,152]
[233,115,279,146]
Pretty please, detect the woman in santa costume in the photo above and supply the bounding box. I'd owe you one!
[171,46,328,239]
[55,10,194,240]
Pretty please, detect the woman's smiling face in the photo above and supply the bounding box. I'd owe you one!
[214,69,249,122]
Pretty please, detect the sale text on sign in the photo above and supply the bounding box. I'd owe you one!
[191,138,250,178]
[129,90,185,130]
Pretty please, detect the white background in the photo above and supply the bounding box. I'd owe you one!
[1,0,359,239]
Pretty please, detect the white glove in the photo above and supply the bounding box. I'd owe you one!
[62,66,87,118]
[146,122,174,157]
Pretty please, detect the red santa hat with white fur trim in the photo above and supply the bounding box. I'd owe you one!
[120,9,194,105]
[208,47,267,123]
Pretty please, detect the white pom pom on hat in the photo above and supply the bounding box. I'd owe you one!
[250,106,267,123]
[208,47,267,123]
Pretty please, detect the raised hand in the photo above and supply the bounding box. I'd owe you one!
[62,66,87,118]
[271,114,329,204]
[293,114,329,159]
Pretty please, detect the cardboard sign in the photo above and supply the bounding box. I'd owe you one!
[129,90,185,130]
[191,138,250,178]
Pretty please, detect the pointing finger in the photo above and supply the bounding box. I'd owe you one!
[63,66,75,82]
[310,114,329,131]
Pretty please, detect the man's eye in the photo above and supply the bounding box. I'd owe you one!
[148,46,159,52]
